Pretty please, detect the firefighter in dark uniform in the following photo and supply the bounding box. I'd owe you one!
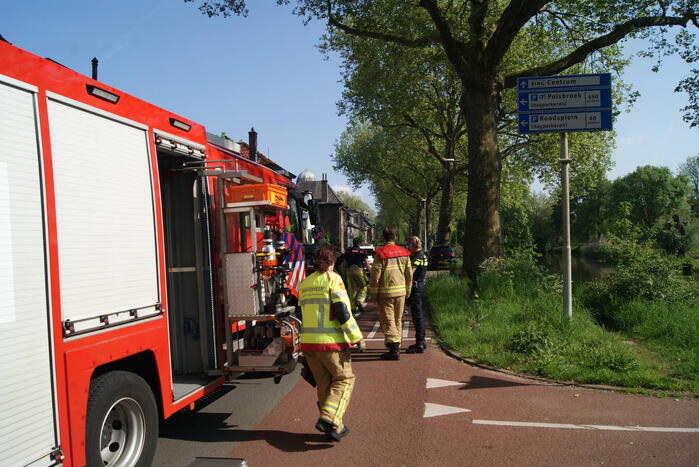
[406,236,428,353]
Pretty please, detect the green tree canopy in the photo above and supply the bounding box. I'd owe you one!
[611,165,690,231]
[333,120,443,237]
[678,154,699,198]
[335,189,375,219]
[189,0,698,280]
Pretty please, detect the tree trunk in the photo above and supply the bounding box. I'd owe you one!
[410,199,422,238]
[435,165,454,246]
[461,83,503,281]
[425,197,433,250]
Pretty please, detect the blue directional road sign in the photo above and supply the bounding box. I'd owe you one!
[517,73,611,91]
[517,73,612,134]
[519,110,613,134]
[518,88,612,113]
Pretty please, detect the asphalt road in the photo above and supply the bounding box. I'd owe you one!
[154,301,699,467]
[153,371,301,466]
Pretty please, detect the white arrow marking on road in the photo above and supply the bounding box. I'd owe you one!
[472,420,699,433]
[426,378,463,389]
[424,403,471,418]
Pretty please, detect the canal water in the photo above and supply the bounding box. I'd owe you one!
[539,253,610,282]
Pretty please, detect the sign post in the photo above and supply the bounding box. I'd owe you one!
[517,73,613,319]
[421,198,427,251]
[560,134,572,319]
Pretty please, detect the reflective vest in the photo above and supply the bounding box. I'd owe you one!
[299,270,363,351]
[369,243,413,298]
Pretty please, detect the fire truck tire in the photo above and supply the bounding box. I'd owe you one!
[85,371,158,467]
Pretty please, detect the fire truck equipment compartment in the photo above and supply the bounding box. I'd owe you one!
[226,183,287,209]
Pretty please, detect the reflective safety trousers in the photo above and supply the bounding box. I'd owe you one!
[299,271,363,352]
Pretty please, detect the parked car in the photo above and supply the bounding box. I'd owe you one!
[428,245,457,269]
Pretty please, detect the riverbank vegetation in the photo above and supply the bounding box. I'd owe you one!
[427,248,699,396]
[425,157,699,396]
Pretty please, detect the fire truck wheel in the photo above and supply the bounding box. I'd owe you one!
[85,371,158,467]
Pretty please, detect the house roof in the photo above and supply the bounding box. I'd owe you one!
[345,208,375,227]
[297,179,344,204]
[206,133,296,180]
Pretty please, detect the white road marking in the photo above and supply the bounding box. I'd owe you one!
[426,378,463,389]
[424,403,471,418]
[472,420,699,433]
[367,322,380,339]
[403,319,410,338]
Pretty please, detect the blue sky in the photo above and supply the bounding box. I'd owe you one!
[2,2,697,207]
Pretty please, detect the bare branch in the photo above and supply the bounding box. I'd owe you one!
[485,0,551,70]
[326,1,437,48]
[504,13,698,88]
[419,0,470,75]
[403,113,447,163]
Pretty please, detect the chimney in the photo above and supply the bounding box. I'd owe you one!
[91,57,99,80]
[248,127,258,163]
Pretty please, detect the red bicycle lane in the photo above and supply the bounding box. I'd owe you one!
[229,304,699,466]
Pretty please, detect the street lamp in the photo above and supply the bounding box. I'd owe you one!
[421,199,427,251]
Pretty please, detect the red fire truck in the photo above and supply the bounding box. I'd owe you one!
[0,40,309,466]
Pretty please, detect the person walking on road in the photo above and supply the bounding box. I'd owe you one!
[298,245,364,442]
[369,227,412,360]
[343,238,369,316]
[406,236,428,354]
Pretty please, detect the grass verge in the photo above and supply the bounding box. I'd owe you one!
[426,270,699,396]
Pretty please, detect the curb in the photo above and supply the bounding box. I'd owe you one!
[436,341,630,393]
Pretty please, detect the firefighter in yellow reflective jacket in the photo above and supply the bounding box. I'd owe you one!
[299,245,364,442]
[369,227,413,360]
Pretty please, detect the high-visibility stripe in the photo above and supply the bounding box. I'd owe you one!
[331,292,348,302]
[301,286,328,293]
[300,342,355,351]
[331,379,354,427]
[316,304,326,328]
[302,327,345,335]
[299,297,331,306]
[377,285,407,292]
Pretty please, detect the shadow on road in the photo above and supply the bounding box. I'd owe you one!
[350,350,390,362]
[460,375,531,390]
[160,412,239,442]
[227,430,335,452]
[161,411,333,452]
